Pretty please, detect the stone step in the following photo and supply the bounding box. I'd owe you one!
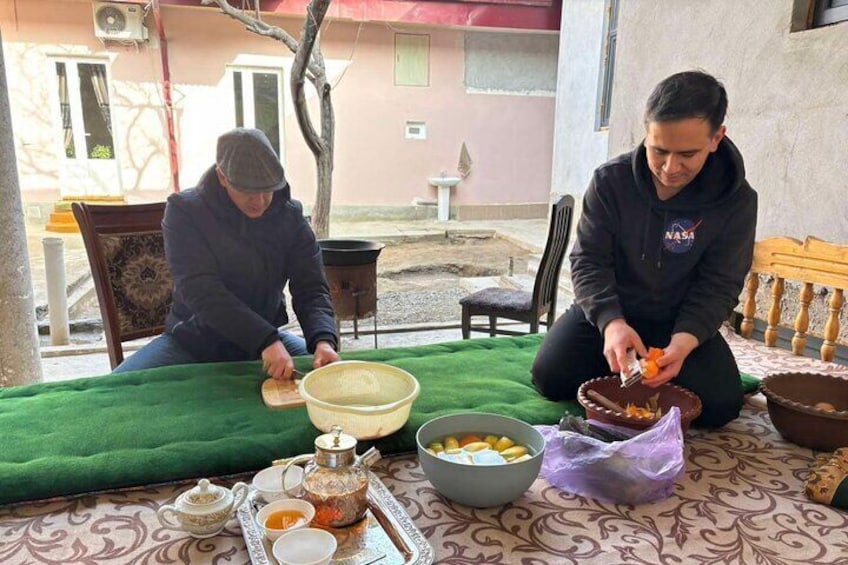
[46,210,80,233]
[46,196,127,233]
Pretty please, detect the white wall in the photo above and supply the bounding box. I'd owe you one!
[550,0,610,201]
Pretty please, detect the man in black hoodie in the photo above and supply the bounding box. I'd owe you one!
[114,128,339,379]
[532,71,757,427]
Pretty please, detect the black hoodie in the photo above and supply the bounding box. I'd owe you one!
[569,137,757,345]
[163,166,338,362]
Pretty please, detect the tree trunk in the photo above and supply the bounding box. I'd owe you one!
[289,0,333,238]
[312,151,333,238]
[0,29,43,386]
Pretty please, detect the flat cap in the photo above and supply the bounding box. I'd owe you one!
[216,128,287,192]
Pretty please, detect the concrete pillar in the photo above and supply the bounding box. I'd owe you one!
[43,237,70,346]
[0,30,43,386]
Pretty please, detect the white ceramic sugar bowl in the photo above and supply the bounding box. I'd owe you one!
[157,478,249,538]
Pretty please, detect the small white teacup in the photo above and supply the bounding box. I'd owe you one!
[255,498,315,542]
[253,465,304,503]
[273,527,337,565]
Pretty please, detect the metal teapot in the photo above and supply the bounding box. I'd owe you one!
[283,425,381,527]
[156,478,249,538]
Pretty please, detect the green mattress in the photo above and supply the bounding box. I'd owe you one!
[0,335,759,506]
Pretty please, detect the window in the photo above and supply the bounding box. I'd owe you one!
[814,0,848,26]
[395,34,429,87]
[231,68,284,158]
[597,0,620,129]
[463,32,558,94]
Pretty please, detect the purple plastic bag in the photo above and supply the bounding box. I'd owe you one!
[537,406,685,505]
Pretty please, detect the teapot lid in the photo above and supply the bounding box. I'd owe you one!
[315,425,357,454]
[183,479,225,506]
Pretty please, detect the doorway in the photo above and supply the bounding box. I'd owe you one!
[230,67,285,160]
[53,60,122,197]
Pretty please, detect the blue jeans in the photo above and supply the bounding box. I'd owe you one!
[113,330,308,373]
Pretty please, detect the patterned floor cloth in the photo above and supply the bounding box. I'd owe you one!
[1,331,846,564]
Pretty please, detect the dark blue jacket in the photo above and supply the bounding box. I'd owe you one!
[163,166,337,361]
[570,137,758,344]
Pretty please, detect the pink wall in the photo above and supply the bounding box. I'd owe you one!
[1,1,556,210]
[164,7,557,208]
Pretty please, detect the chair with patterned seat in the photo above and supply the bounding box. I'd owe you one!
[72,202,173,369]
[460,194,574,338]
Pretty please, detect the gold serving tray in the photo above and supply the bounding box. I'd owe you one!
[237,472,433,565]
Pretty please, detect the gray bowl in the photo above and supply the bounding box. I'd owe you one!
[416,412,545,508]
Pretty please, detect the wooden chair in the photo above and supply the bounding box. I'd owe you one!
[72,202,173,369]
[739,236,848,362]
[460,194,574,338]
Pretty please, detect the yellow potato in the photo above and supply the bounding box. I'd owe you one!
[444,436,459,450]
[499,446,529,460]
[493,436,515,452]
[509,454,533,464]
[462,442,492,453]
[444,448,462,455]
[483,435,500,448]
[428,442,445,454]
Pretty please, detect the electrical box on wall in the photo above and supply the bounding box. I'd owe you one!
[405,121,427,140]
[93,2,148,41]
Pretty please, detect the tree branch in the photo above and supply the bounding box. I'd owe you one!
[291,0,332,157]
[201,0,325,77]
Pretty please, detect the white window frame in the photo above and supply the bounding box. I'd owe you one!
[595,0,619,131]
[815,0,848,26]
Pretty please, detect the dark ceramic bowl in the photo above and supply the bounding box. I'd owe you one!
[577,376,703,432]
[318,239,385,266]
[759,372,848,452]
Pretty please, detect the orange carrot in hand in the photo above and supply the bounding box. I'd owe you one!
[639,347,664,380]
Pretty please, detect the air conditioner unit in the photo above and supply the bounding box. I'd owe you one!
[93,2,148,41]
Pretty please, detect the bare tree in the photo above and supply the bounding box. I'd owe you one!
[202,0,335,238]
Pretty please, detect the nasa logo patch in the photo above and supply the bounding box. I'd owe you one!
[663,218,702,254]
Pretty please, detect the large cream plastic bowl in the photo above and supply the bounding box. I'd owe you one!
[298,361,420,440]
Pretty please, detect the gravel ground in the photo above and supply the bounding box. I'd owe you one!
[375,287,467,326]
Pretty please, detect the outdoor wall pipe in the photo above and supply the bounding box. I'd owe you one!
[152,0,180,191]
[42,237,70,346]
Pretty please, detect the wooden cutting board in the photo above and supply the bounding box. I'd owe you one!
[261,378,306,409]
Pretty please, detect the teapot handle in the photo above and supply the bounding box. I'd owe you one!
[282,454,313,497]
[156,504,183,531]
[231,481,249,510]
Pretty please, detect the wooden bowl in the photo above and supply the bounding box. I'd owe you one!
[759,372,848,452]
[577,377,703,432]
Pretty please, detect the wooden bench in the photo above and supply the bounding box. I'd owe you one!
[739,236,848,362]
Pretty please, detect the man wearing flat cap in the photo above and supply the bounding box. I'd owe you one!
[114,128,339,379]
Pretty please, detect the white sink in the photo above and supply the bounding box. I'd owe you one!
[427,176,461,188]
[427,177,462,221]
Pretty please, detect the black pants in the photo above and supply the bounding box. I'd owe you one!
[531,305,743,428]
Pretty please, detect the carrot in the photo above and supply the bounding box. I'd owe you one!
[642,360,659,379]
[646,347,664,361]
[458,435,482,448]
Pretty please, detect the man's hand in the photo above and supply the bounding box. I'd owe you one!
[603,318,647,374]
[644,332,699,388]
[262,340,295,380]
[313,340,340,369]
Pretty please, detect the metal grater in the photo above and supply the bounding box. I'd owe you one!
[619,348,644,388]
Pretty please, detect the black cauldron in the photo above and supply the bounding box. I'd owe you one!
[318,239,385,267]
